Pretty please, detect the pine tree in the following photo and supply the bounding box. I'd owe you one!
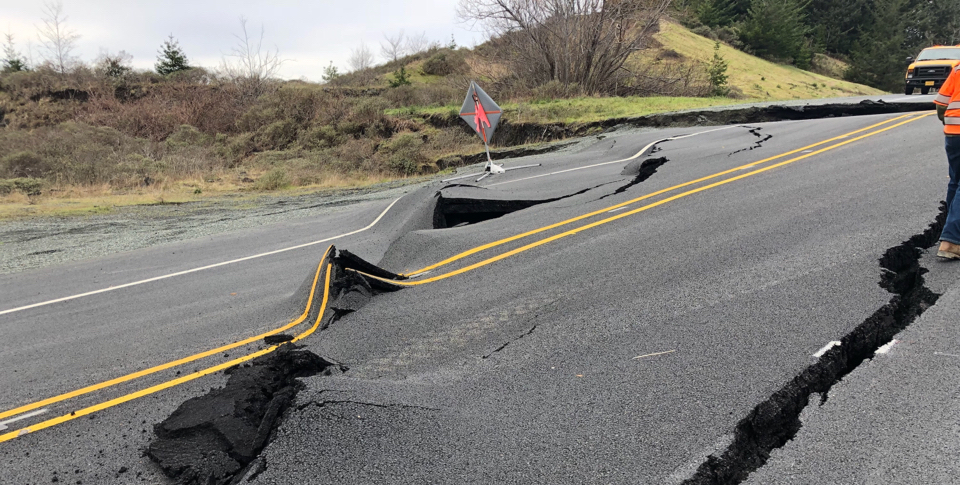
[740,0,810,64]
[708,41,730,96]
[321,61,340,83]
[697,0,737,27]
[845,0,908,92]
[2,34,28,73]
[155,35,190,76]
[804,0,870,56]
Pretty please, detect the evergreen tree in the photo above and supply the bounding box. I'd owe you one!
[804,0,870,56]
[740,0,810,63]
[2,34,28,73]
[388,66,412,87]
[321,61,340,83]
[904,0,960,49]
[697,0,737,27]
[155,35,190,76]
[845,0,908,92]
[708,41,730,96]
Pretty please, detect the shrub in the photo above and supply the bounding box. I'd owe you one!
[165,124,208,148]
[299,124,345,150]
[1,151,46,178]
[0,177,44,196]
[253,167,291,190]
[692,25,719,40]
[379,132,427,175]
[421,50,468,76]
[256,119,299,150]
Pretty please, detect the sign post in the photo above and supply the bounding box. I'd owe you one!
[444,81,540,182]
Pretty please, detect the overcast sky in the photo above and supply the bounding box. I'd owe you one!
[1,0,486,81]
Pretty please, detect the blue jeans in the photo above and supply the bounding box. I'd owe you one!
[940,136,960,244]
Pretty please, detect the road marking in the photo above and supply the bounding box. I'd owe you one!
[608,207,629,213]
[813,341,842,358]
[875,339,898,354]
[633,350,677,360]
[399,113,923,277]
[0,409,47,431]
[0,262,334,444]
[488,126,739,188]
[0,197,403,317]
[934,351,960,358]
[0,247,332,422]
[382,113,932,285]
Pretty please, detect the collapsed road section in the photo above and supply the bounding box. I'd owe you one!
[682,203,947,485]
[147,249,403,485]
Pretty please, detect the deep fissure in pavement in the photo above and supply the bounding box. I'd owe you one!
[728,127,772,156]
[432,183,612,229]
[147,248,403,485]
[597,156,670,201]
[681,203,947,485]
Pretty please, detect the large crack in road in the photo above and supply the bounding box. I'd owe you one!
[146,249,403,485]
[681,203,947,485]
[142,106,941,483]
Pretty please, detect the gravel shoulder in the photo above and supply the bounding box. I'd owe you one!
[0,179,430,275]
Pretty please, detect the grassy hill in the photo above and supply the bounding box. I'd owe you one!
[0,19,885,219]
[651,21,882,100]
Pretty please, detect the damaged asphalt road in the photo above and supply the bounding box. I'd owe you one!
[2,97,957,484]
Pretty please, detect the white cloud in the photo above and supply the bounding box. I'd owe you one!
[0,0,485,81]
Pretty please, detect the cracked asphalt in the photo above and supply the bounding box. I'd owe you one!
[1,94,957,484]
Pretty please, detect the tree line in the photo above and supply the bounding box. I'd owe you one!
[680,0,960,91]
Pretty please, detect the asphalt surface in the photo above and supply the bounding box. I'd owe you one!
[0,93,955,484]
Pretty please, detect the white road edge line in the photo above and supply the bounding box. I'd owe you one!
[0,408,47,431]
[813,341,842,358]
[875,339,899,355]
[488,125,739,187]
[0,197,404,316]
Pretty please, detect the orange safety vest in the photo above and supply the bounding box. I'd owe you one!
[935,65,960,135]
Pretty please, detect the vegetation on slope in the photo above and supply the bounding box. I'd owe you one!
[0,3,894,218]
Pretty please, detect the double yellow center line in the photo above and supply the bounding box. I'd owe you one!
[356,112,933,286]
[0,111,932,443]
[0,252,335,443]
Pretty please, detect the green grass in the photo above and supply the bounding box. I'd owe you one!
[652,20,884,99]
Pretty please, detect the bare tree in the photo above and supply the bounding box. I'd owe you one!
[348,42,375,72]
[457,0,672,94]
[37,1,80,74]
[380,30,407,62]
[220,17,285,97]
[405,31,434,54]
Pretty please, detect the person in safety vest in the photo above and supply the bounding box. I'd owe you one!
[934,64,960,259]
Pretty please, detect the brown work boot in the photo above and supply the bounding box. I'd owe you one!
[937,241,960,260]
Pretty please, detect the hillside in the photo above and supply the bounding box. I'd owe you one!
[0,19,885,219]
[650,20,883,100]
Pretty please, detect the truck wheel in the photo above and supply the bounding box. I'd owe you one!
[905,86,914,95]
[921,87,930,95]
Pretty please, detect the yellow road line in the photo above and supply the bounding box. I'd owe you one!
[0,263,334,444]
[0,246,334,422]
[401,113,923,277]
[370,113,932,286]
